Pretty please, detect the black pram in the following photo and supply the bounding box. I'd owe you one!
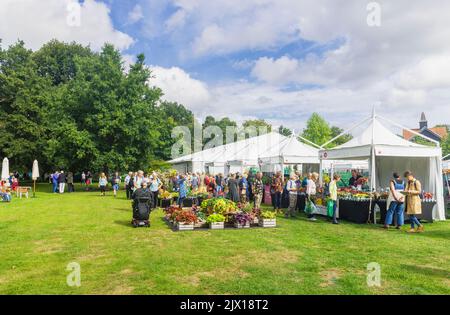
[131,188,154,227]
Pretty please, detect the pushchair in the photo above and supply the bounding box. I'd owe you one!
[132,196,153,227]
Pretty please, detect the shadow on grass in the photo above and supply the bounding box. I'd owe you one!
[401,264,450,279]
[114,220,134,228]
[160,216,177,231]
[411,229,450,241]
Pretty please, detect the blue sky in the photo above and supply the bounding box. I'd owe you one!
[1,0,450,131]
[104,0,340,84]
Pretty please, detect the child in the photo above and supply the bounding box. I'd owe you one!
[111,172,121,198]
[98,173,108,196]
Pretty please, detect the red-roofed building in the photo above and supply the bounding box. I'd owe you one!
[403,112,448,143]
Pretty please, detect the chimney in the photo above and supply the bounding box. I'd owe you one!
[419,112,428,129]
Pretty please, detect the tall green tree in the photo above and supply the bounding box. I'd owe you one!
[301,113,332,147]
[442,135,450,157]
[0,41,50,171]
[330,126,353,146]
[202,116,238,145]
[278,125,292,137]
[158,101,197,158]
[242,119,272,134]
[32,39,92,85]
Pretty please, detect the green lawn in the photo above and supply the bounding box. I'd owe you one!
[0,183,449,295]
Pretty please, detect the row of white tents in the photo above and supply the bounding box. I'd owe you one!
[169,131,322,175]
[169,111,446,220]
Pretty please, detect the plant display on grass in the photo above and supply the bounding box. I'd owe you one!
[260,210,277,219]
[174,210,198,225]
[206,213,226,223]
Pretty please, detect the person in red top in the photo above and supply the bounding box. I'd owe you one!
[11,177,19,191]
[204,175,210,186]
[207,177,216,195]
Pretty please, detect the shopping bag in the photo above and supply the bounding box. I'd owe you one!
[304,199,317,214]
[326,199,334,217]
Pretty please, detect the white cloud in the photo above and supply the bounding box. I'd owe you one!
[0,0,134,51]
[148,66,211,109]
[127,4,144,24]
[251,56,299,84]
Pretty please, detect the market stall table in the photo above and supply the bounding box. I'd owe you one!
[338,199,377,224]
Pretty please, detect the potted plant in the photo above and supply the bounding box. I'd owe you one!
[233,212,252,228]
[259,210,277,228]
[165,205,182,223]
[193,207,208,228]
[160,190,173,208]
[250,208,261,225]
[174,210,197,231]
[206,213,226,230]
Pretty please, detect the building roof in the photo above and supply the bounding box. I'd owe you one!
[403,126,448,141]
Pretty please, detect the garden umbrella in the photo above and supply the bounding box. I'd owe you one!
[1,157,9,181]
[32,160,39,197]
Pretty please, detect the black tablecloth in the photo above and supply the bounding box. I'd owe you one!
[376,200,435,225]
[338,199,377,224]
[407,202,435,222]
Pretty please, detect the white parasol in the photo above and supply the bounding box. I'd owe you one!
[32,160,39,197]
[32,160,39,180]
[1,157,9,181]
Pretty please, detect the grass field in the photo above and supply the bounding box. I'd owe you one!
[0,183,449,295]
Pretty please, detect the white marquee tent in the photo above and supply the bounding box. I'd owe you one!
[258,134,320,173]
[319,111,445,221]
[169,131,320,175]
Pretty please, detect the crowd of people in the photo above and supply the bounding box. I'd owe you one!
[5,165,427,232]
[48,171,75,193]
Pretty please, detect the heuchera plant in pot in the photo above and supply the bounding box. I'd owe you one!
[233,212,252,228]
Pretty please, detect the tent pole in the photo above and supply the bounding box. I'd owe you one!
[369,148,376,224]
[319,159,323,186]
[320,116,372,148]
[297,135,322,149]
[369,109,376,224]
